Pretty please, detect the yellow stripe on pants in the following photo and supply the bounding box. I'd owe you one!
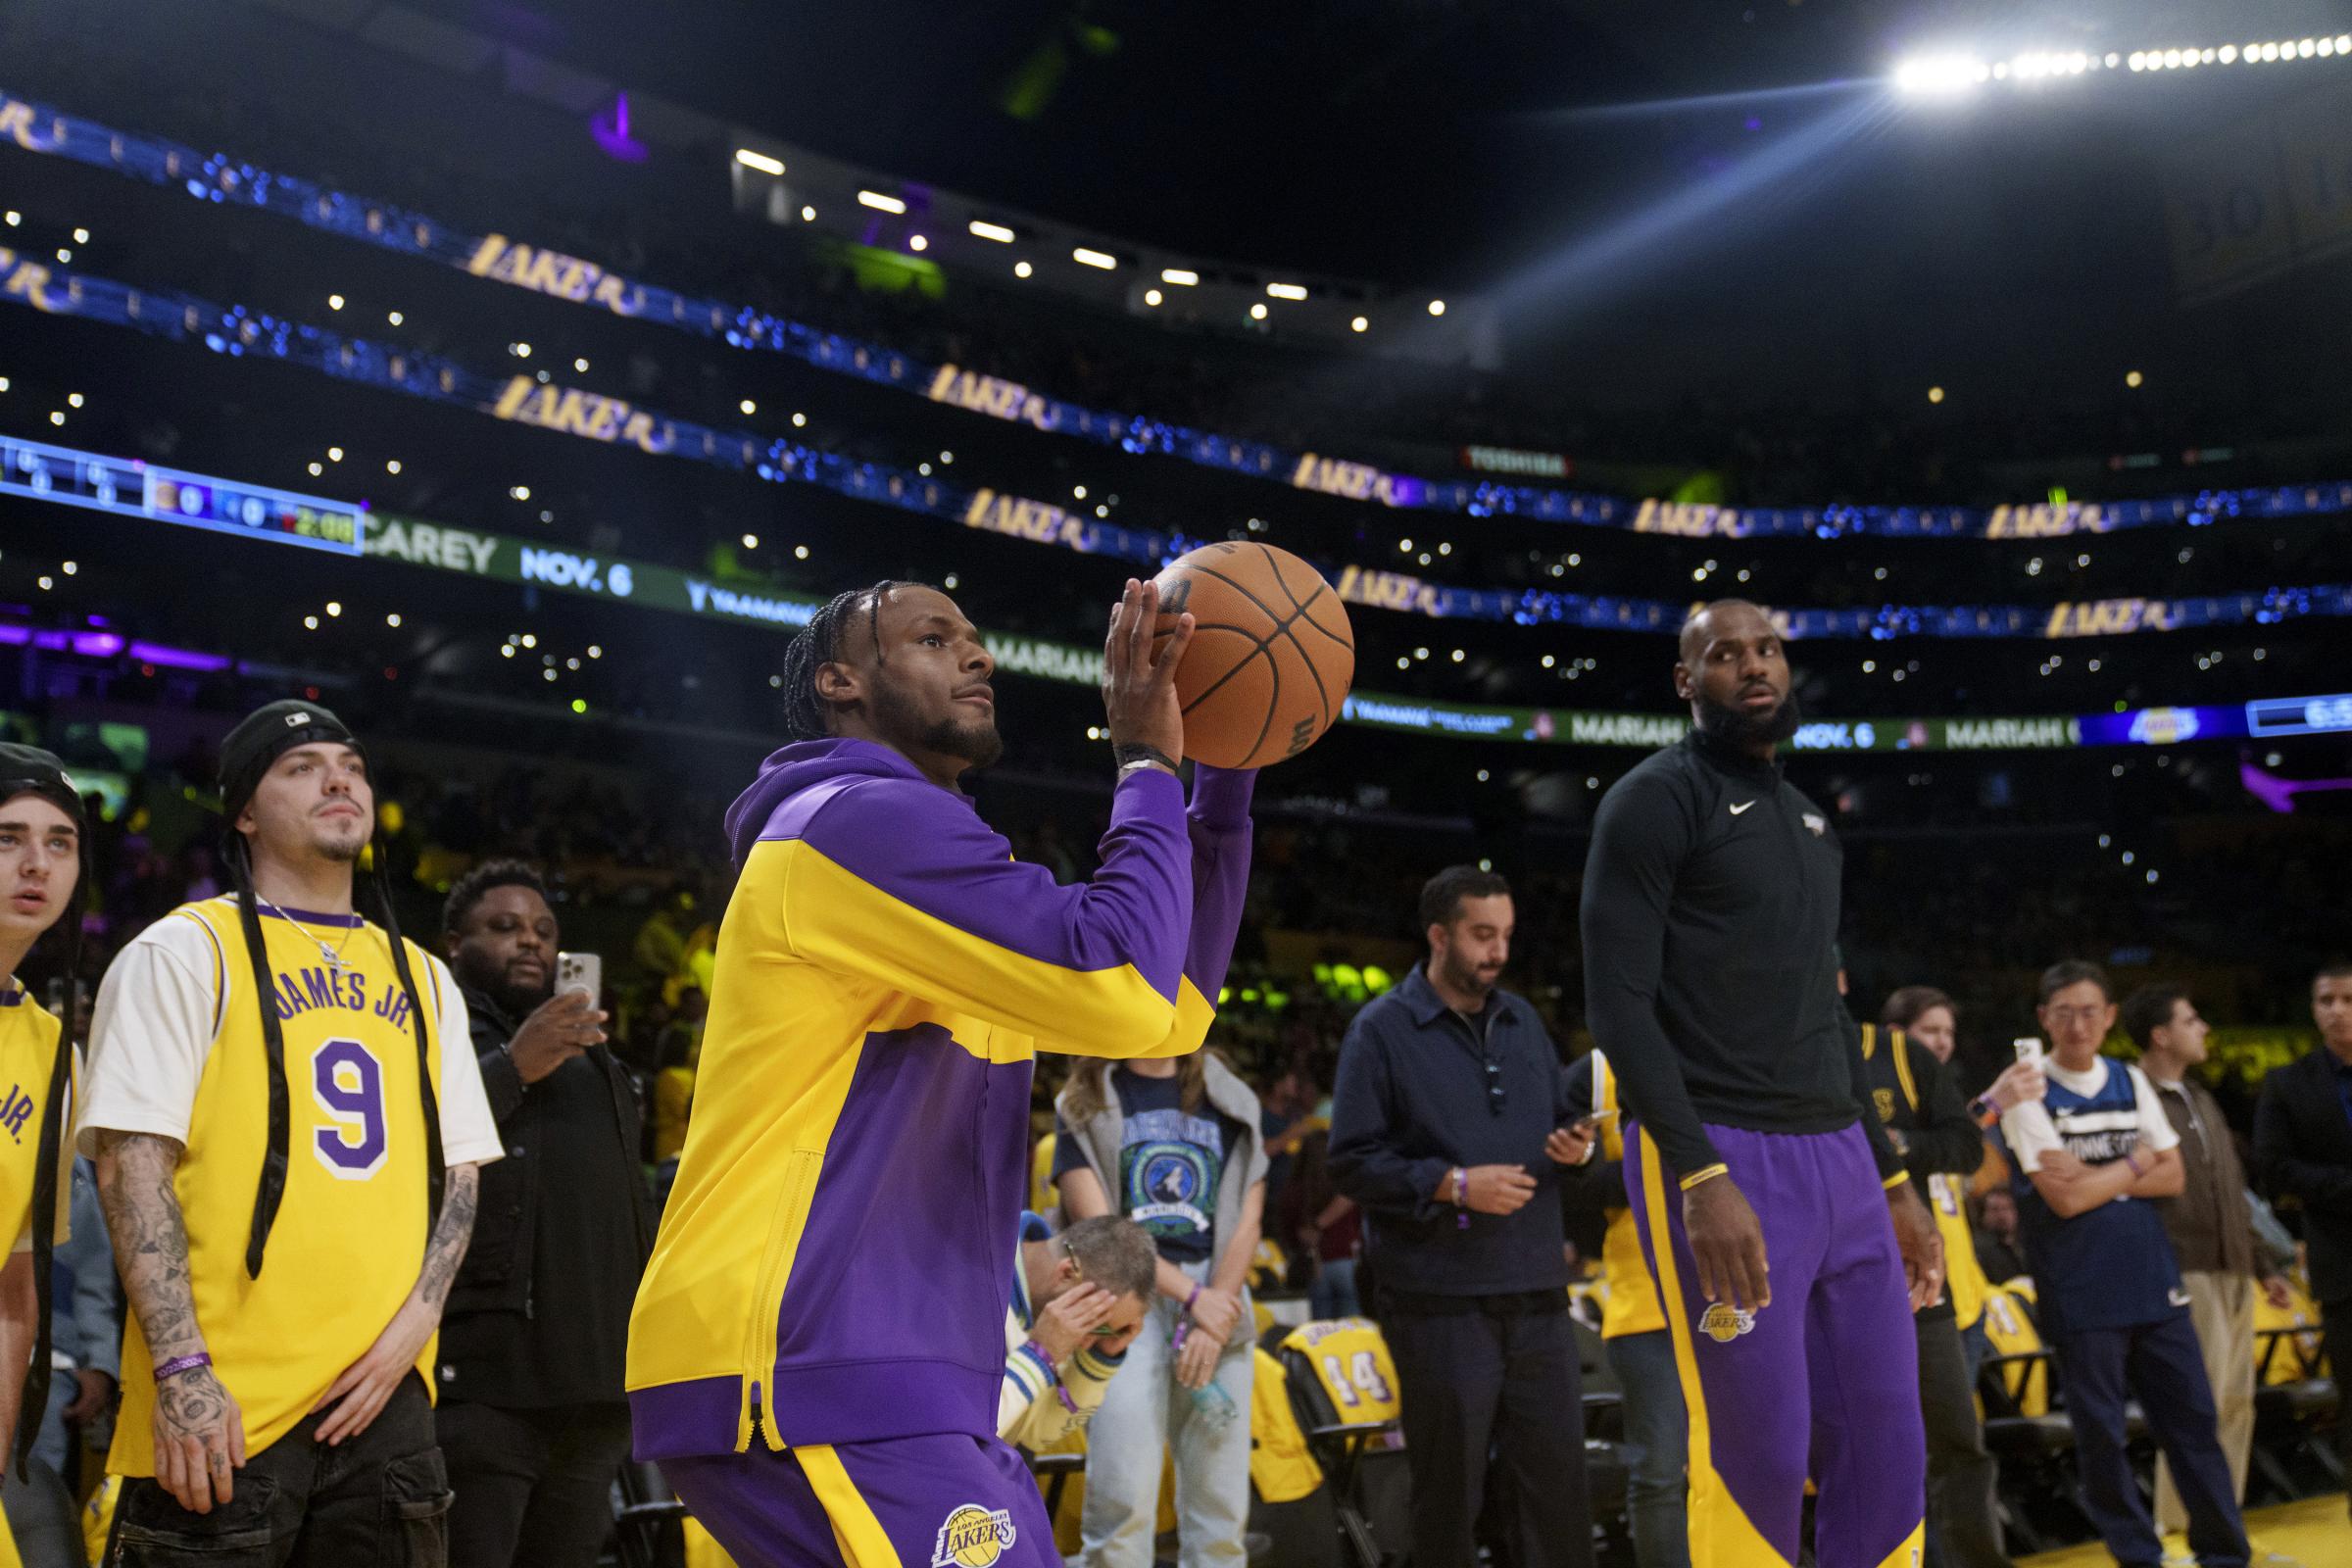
[1632,1126,1791,1568]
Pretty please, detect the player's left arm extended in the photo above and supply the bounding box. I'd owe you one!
[311,1161,479,1446]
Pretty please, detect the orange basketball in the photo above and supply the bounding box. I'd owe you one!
[1150,542,1355,769]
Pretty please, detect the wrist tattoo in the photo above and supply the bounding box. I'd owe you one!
[1112,743,1178,773]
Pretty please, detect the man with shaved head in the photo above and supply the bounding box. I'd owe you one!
[1582,599,1940,1568]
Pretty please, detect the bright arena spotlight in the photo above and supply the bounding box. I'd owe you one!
[1898,31,2352,95]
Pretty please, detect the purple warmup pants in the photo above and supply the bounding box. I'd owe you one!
[1623,1119,1927,1568]
[664,1432,1060,1568]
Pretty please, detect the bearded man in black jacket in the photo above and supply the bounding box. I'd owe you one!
[436,860,654,1568]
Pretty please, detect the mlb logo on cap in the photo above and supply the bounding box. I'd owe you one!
[285,711,313,727]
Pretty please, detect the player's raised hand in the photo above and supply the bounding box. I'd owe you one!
[1101,578,1192,771]
[1888,1182,1945,1313]
[1685,1176,1771,1312]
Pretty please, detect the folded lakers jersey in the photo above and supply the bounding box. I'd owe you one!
[627,739,1251,1459]
[79,899,503,1473]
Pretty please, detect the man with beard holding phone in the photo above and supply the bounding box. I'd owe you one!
[1582,600,1941,1568]
[436,860,654,1568]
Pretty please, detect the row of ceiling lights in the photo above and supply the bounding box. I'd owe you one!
[736,153,1444,331]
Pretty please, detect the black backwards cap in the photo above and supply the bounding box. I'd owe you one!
[218,699,362,823]
[0,743,84,1481]
[0,744,87,828]
[212,700,444,1284]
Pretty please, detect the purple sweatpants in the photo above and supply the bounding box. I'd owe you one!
[664,1432,1060,1568]
[1623,1119,1926,1568]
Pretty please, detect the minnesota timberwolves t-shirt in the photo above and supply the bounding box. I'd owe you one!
[1056,1068,1246,1263]
[1996,1055,2185,1336]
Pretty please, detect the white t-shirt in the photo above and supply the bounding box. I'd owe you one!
[1999,1056,2180,1174]
[76,914,504,1166]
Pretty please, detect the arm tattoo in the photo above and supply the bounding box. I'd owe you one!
[94,1131,203,1362]
[414,1163,478,1313]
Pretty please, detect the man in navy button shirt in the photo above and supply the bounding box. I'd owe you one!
[1329,865,1596,1568]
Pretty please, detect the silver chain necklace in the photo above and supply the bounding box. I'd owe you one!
[259,899,359,971]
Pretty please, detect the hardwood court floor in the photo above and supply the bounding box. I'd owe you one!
[2018,1494,2350,1567]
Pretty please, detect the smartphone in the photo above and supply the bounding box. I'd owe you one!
[2012,1036,2044,1069]
[557,951,603,1001]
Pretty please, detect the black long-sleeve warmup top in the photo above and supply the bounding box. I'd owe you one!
[1579,729,1901,1184]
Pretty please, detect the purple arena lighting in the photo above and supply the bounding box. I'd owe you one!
[591,93,649,164]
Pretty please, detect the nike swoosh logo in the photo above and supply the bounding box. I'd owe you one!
[1729,801,1755,815]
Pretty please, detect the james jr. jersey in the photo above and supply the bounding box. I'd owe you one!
[78,899,501,1474]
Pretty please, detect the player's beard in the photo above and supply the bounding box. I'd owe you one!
[870,669,1004,770]
[1695,686,1803,750]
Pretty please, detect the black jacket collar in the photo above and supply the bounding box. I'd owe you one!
[1687,726,1785,784]
[1398,962,1519,1031]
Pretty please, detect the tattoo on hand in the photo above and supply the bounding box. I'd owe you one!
[157,1366,228,1440]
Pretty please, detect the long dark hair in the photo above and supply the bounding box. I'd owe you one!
[1061,1052,1211,1124]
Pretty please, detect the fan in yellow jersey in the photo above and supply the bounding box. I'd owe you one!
[0,746,86,1568]
[79,701,502,1567]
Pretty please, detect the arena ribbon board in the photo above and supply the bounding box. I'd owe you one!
[14,433,2345,755]
[6,90,2352,544]
[7,253,2352,646]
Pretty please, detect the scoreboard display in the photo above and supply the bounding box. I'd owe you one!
[2,434,364,555]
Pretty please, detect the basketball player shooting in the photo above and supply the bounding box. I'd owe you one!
[1581,599,1940,1568]
[627,578,1255,1568]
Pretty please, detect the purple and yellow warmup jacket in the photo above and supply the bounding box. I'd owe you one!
[626,738,1253,1459]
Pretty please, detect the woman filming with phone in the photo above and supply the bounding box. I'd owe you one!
[436,860,657,1568]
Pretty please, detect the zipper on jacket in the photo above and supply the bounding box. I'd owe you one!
[739,1148,823,1451]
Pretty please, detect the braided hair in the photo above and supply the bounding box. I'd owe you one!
[776,580,917,741]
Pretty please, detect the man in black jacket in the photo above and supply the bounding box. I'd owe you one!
[2253,961,2352,1520]
[1329,865,1597,1568]
[437,860,655,1568]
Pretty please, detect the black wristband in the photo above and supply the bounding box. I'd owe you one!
[1112,743,1179,773]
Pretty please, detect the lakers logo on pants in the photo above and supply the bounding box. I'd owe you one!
[1624,1119,1927,1568]
[664,1432,1059,1568]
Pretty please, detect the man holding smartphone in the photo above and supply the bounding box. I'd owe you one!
[437,860,655,1568]
[1329,864,1598,1568]
[1995,961,2248,1568]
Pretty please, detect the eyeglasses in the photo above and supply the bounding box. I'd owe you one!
[1484,1055,1506,1116]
